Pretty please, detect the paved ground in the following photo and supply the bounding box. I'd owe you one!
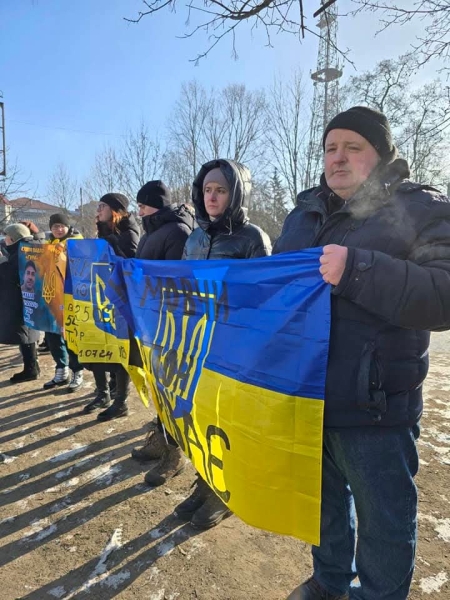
[0,335,449,599]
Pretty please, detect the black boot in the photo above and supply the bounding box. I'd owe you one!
[83,368,111,414]
[10,343,40,383]
[97,367,129,422]
[174,475,211,520]
[190,485,232,530]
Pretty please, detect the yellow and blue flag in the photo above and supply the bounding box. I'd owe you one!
[107,249,330,544]
[64,239,148,403]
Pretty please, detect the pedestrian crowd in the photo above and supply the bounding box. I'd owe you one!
[1,106,450,600]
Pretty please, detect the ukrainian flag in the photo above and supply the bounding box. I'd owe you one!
[107,249,329,544]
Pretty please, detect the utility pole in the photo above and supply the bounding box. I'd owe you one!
[0,92,6,177]
[304,0,342,188]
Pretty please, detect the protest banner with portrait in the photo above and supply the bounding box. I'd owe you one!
[18,241,66,333]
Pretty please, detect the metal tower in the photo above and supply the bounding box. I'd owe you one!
[304,1,342,188]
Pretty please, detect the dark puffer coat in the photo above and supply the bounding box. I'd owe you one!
[183,159,272,260]
[0,238,40,345]
[97,214,140,258]
[274,159,450,428]
[136,205,194,260]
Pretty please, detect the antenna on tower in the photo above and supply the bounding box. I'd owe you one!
[304,1,342,188]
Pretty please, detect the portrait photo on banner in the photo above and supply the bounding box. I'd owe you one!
[18,241,67,334]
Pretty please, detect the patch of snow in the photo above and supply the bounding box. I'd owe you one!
[148,527,168,540]
[100,571,131,589]
[60,527,124,599]
[19,473,30,481]
[48,586,66,598]
[48,444,88,463]
[419,513,450,542]
[1,453,16,464]
[21,519,58,543]
[84,464,122,486]
[157,539,175,557]
[186,538,207,560]
[419,572,448,594]
[54,467,74,479]
[0,516,15,525]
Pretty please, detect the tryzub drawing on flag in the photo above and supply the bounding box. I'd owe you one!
[107,248,330,544]
[64,239,133,364]
[18,241,67,333]
[64,239,148,404]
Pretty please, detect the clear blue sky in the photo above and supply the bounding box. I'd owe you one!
[0,0,439,198]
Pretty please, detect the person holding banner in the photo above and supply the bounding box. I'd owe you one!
[130,180,195,468]
[274,107,450,600]
[163,159,271,530]
[83,193,139,420]
[0,223,40,382]
[43,214,85,392]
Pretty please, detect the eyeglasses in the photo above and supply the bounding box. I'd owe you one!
[97,203,108,211]
[51,224,68,230]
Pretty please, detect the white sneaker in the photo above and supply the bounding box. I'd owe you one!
[68,370,84,392]
[43,367,70,390]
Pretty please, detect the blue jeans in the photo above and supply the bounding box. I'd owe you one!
[46,332,83,372]
[313,426,419,600]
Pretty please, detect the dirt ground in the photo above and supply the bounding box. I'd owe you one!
[0,336,449,600]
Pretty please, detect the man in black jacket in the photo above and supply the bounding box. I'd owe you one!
[131,180,195,484]
[274,107,450,600]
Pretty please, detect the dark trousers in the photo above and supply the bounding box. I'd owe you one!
[19,342,38,372]
[156,416,178,447]
[46,332,83,372]
[92,364,130,404]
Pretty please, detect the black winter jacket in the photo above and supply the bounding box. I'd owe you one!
[274,159,450,428]
[0,238,40,346]
[183,159,272,260]
[97,215,140,258]
[136,205,194,260]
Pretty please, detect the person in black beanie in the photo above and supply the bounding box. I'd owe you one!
[130,180,195,482]
[135,180,195,260]
[95,192,140,258]
[274,107,450,600]
[83,192,139,421]
[43,213,84,392]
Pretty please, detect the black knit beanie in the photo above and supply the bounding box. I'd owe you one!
[323,106,397,162]
[49,213,71,228]
[136,180,171,210]
[99,193,129,212]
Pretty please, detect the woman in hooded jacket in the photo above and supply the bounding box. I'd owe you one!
[83,193,139,421]
[144,159,272,531]
[0,223,40,382]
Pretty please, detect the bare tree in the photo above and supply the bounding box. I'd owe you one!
[126,0,341,62]
[47,162,78,212]
[399,82,450,186]
[341,54,416,127]
[343,56,450,185]
[0,155,31,200]
[350,1,450,70]
[120,120,166,205]
[266,72,309,203]
[168,81,212,179]
[221,84,267,166]
[83,144,126,203]
[162,150,193,205]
